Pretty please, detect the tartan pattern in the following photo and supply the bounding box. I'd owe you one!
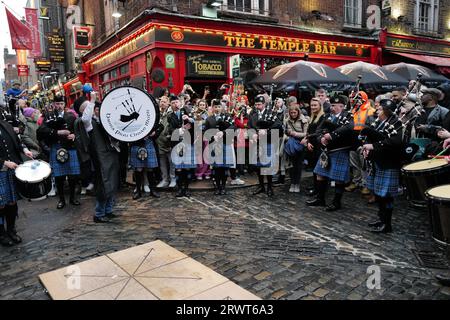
[210,144,236,168]
[129,140,158,169]
[173,143,197,169]
[314,150,350,183]
[0,170,17,206]
[49,144,81,177]
[249,143,277,168]
[367,163,400,197]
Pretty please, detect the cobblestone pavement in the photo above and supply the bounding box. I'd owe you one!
[1,177,450,300]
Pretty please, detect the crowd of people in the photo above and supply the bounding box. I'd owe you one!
[1,79,450,249]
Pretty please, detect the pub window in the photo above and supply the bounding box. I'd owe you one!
[223,0,270,16]
[119,63,129,76]
[415,0,439,33]
[344,0,362,28]
[110,68,118,79]
[102,72,110,82]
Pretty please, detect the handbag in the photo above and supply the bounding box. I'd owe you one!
[284,137,304,157]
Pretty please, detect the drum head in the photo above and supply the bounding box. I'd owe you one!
[100,86,160,142]
[15,160,52,183]
[402,159,448,172]
[426,184,450,201]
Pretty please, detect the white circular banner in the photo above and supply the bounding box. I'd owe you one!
[100,86,159,142]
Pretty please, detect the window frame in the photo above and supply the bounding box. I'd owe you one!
[414,0,439,34]
[343,0,363,28]
[222,0,270,16]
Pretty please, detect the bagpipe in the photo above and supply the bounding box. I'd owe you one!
[0,103,25,134]
[348,75,363,112]
[256,84,280,130]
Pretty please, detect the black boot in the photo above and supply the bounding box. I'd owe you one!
[368,197,384,227]
[214,171,222,195]
[56,177,66,209]
[220,175,227,195]
[69,177,81,206]
[253,173,266,195]
[184,175,191,198]
[147,171,160,198]
[326,192,342,211]
[278,174,285,185]
[371,209,393,233]
[267,176,274,197]
[133,171,143,200]
[306,180,326,206]
[5,205,21,244]
[0,223,13,247]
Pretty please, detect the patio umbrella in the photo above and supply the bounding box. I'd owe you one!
[250,60,355,92]
[382,62,448,88]
[337,61,408,93]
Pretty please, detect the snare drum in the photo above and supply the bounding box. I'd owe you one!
[425,185,450,246]
[401,159,450,207]
[15,160,52,201]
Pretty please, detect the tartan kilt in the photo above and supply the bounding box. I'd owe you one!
[367,163,400,197]
[314,150,350,183]
[252,143,277,168]
[211,144,235,168]
[50,144,81,177]
[129,140,158,170]
[173,143,197,169]
[0,170,17,206]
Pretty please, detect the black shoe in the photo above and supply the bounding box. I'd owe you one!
[106,213,119,219]
[435,274,450,287]
[214,188,221,196]
[7,230,22,244]
[149,190,160,198]
[176,189,185,198]
[253,186,266,195]
[57,200,66,210]
[133,192,142,200]
[267,188,274,197]
[325,203,341,212]
[184,189,191,198]
[70,199,81,206]
[306,198,326,206]
[369,224,392,233]
[220,188,227,195]
[94,216,110,223]
[0,233,14,247]
[368,220,383,228]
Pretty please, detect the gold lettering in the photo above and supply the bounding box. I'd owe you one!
[235,37,246,47]
[330,45,337,55]
[224,36,235,47]
[315,44,322,54]
[322,45,329,54]
[270,40,277,50]
[260,39,270,49]
[288,42,296,51]
[277,41,288,51]
[247,38,255,48]
[302,43,310,52]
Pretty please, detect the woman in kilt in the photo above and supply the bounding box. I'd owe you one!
[205,100,235,195]
[0,117,33,246]
[130,132,160,200]
[306,95,354,211]
[361,99,404,233]
[37,96,81,210]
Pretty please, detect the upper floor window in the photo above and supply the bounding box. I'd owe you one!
[223,0,270,16]
[344,0,362,28]
[415,0,439,34]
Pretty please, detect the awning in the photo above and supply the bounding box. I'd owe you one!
[392,52,450,67]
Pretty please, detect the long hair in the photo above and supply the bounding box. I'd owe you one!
[309,98,324,124]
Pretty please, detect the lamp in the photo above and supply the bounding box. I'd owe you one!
[397,15,405,22]
[112,11,122,18]
[207,0,223,7]
[311,10,334,21]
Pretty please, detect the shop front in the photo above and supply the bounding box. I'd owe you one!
[82,10,379,98]
[380,30,450,77]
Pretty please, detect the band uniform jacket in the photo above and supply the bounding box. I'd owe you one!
[248,109,283,140]
[37,111,78,150]
[204,114,235,145]
[313,111,354,152]
[0,119,25,169]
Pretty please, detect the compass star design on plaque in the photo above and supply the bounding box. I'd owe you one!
[39,240,260,300]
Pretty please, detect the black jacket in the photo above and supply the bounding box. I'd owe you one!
[0,120,24,168]
[204,114,235,145]
[37,111,78,150]
[313,111,354,151]
[248,109,283,141]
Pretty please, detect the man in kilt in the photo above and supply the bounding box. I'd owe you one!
[0,117,33,246]
[204,99,235,195]
[168,95,196,198]
[37,96,81,210]
[306,95,354,211]
[361,99,404,233]
[129,132,160,200]
[248,95,283,197]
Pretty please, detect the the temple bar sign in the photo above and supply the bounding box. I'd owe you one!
[157,29,370,58]
[186,52,227,78]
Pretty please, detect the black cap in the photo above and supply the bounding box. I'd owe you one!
[255,95,266,104]
[212,99,221,106]
[330,94,348,106]
[380,99,396,112]
[53,95,65,103]
[169,94,179,102]
[73,96,87,116]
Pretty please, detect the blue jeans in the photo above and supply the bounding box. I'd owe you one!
[95,196,115,218]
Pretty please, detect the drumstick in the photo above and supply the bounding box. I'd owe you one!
[428,146,449,162]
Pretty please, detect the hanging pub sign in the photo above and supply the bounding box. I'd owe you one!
[186,52,227,78]
[73,26,92,50]
[35,58,51,72]
[17,65,29,77]
[48,32,66,63]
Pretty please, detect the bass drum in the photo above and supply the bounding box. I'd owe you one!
[15,160,52,201]
[425,185,450,246]
[401,159,450,207]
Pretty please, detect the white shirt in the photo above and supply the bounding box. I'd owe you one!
[81,102,95,133]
